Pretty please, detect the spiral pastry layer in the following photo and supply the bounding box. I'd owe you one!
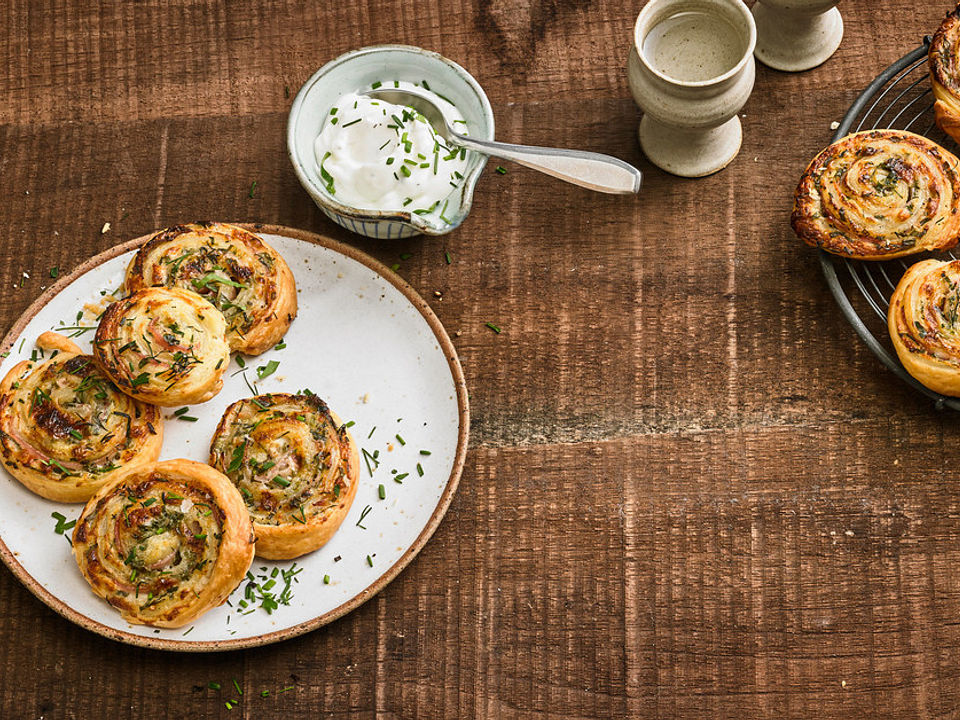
[72,459,255,627]
[94,287,230,406]
[125,223,297,355]
[888,258,960,396]
[209,393,359,560]
[791,130,960,259]
[931,4,960,144]
[0,332,162,502]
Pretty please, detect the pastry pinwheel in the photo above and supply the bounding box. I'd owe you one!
[94,286,230,406]
[931,4,960,144]
[125,222,297,356]
[0,332,162,502]
[792,129,960,259]
[888,258,960,396]
[72,459,255,627]
[209,392,359,560]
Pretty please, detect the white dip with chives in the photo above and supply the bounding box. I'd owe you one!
[313,81,469,217]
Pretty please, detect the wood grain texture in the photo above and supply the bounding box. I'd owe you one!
[0,0,956,717]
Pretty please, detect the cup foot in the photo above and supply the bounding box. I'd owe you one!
[752,4,843,72]
[638,115,742,178]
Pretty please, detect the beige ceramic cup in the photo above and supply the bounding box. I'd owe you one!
[752,0,843,72]
[627,0,756,178]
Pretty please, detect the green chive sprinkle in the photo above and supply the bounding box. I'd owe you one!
[496,166,507,175]
[486,322,502,334]
[208,682,221,690]
[248,180,257,198]
[366,555,373,567]
[395,434,405,445]
[420,450,432,456]
[323,574,330,584]
[378,484,386,499]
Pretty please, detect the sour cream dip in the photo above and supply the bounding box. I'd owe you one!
[313,82,470,217]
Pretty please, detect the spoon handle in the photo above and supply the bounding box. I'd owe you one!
[452,135,642,195]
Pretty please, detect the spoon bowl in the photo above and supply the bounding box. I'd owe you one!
[366,88,642,195]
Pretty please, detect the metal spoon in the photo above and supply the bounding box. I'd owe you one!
[365,88,642,195]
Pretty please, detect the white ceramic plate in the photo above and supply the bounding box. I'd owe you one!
[0,224,468,650]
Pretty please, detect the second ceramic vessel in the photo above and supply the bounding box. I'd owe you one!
[627,0,757,178]
[752,0,843,72]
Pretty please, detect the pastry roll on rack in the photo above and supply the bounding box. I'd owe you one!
[209,392,359,560]
[72,459,255,628]
[125,222,297,356]
[94,287,230,406]
[792,129,960,259]
[0,332,162,502]
[888,258,960,397]
[931,4,960,144]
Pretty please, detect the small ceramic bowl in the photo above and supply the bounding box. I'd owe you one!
[288,44,495,239]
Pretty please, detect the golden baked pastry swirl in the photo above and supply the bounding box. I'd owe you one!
[72,459,255,628]
[94,286,230,406]
[209,392,359,560]
[0,332,162,502]
[125,223,297,355]
[888,258,960,396]
[791,129,960,259]
[931,4,960,144]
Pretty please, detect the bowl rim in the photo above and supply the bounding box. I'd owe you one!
[287,43,495,236]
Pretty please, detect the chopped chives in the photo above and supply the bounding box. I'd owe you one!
[341,118,361,128]
[395,434,405,445]
[323,574,330,584]
[444,251,451,265]
[378,484,385,499]
[420,450,432,456]
[366,555,373,567]
[486,322,502,334]
[496,166,507,175]
[417,463,424,477]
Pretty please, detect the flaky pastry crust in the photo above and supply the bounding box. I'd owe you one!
[792,130,960,259]
[888,258,960,396]
[125,222,297,356]
[93,287,230,407]
[931,4,960,144]
[209,393,359,560]
[0,332,162,502]
[72,459,255,628]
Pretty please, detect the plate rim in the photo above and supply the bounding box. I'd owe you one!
[0,222,470,652]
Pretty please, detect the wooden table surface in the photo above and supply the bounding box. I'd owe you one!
[0,1,956,717]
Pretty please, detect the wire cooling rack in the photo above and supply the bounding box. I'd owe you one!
[819,37,960,410]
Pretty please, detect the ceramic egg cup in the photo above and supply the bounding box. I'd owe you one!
[752,0,843,73]
[627,0,757,178]
[288,44,495,239]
